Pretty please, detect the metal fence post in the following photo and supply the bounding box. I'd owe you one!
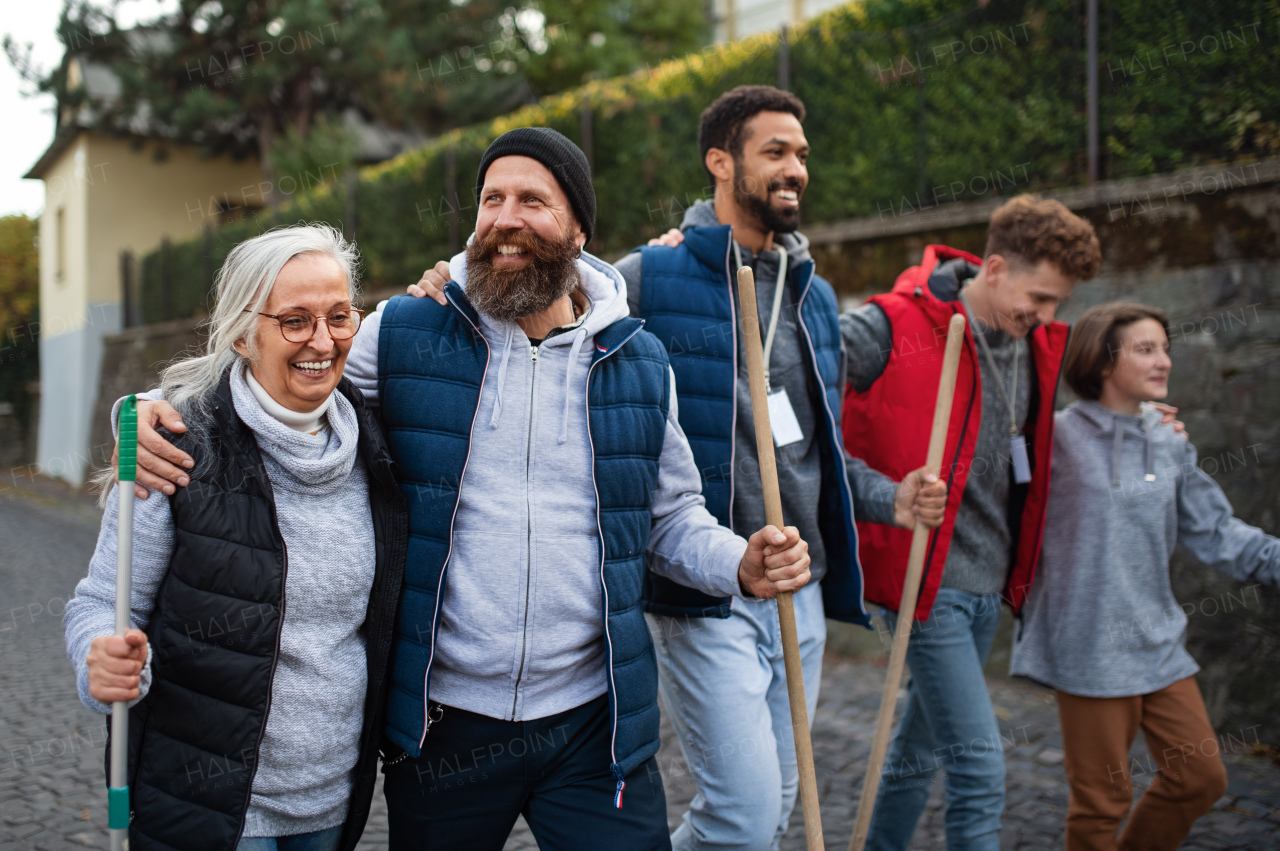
[1087,0,1099,184]
[160,238,172,322]
[916,30,928,202]
[119,250,134,329]
[778,25,790,91]
[344,168,358,241]
[445,144,460,254]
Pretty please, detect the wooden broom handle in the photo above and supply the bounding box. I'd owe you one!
[736,265,824,851]
[849,312,967,851]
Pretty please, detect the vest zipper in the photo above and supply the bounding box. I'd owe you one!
[234,517,288,846]
[371,448,409,764]
[1006,333,1061,610]
[792,262,870,619]
[420,287,492,750]
[511,343,538,719]
[917,325,979,609]
[583,326,644,807]
[722,239,739,533]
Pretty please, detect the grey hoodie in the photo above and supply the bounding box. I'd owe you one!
[344,248,748,722]
[615,199,898,587]
[1010,400,1280,697]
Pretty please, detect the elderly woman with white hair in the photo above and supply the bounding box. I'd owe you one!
[64,224,407,851]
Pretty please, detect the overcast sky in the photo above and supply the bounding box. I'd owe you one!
[1,0,177,218]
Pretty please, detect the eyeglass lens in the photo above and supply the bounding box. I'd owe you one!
[278,310,361,342]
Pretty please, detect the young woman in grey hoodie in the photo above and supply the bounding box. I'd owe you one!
[1010,302,1280,851]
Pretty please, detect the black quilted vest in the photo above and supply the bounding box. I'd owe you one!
[109,371,406,851]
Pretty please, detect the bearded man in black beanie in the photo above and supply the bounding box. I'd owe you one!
[460,127,596,323]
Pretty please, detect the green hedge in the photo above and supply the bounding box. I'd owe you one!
[141,0,1280,320]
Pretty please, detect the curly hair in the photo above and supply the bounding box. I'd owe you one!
[698,85,806,184]
[985,195,1101,282]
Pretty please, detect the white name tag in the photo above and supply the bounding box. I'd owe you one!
[767,388,804,448]
[1010,434,1032,484]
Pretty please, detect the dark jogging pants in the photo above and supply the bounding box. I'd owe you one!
[382,694,672,851]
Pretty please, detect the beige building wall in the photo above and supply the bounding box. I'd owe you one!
[34,131,262,484]
[82,134,262,304]
[38,135,90,342]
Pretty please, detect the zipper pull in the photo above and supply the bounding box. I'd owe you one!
[530,344,539,363]
[612,763,625,809]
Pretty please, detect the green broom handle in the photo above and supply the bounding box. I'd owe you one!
[110,396,137,847]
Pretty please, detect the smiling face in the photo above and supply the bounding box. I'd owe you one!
[728,110,809,233]
[475,155,585,262]
[975,254,1077,339]
[1102,318,1172,408]
[237,252,353,412]
[466,155,583,321]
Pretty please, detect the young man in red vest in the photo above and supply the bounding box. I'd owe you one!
[841,195,1099,850]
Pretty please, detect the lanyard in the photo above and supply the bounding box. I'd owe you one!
[733,240,789,392]
[959,291,1020,437]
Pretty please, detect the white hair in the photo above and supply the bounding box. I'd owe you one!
[96,224,361,504]
[162,222,361,418]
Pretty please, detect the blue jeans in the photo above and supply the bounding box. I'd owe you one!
[866,586,1005,851]
[236,825,343,851]
[647,580,825,851]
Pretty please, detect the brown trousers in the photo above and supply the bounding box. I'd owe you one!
[1056,676,1229,851]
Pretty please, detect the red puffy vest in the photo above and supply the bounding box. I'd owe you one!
[841,245,1068,621]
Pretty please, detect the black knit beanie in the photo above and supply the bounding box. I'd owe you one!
[475,127,596,244]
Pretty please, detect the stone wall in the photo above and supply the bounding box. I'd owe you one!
[87,318,203,479]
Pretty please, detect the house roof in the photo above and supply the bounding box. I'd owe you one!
[24,126,82,180]
[23,45,160,180]
[24,31,429,181]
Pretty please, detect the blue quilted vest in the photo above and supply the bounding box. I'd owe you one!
[377,284,670,788]
[638,224,869,626]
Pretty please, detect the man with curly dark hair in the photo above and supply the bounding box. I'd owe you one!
[841,194,1103,850]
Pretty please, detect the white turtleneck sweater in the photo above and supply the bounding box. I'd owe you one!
[66,362,376,838]
[244,368,332,435]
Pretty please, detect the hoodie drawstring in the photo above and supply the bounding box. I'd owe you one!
[1110,410,1158,486]
[559,326,589,444]
[1143,416,1156,482]
[1111,415,1124,487]
[488,325,515,429]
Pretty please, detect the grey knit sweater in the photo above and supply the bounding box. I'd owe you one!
[64,362,377,838]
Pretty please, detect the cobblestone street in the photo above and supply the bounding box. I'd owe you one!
[4,480,1278,850]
